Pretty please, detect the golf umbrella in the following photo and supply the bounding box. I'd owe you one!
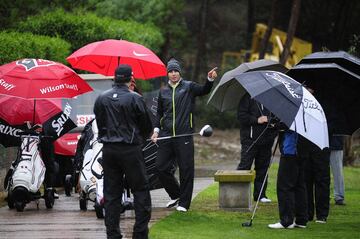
[298,51,360,75]
[0,58,92,146]
[208,59,288,111]
[212,70,329,149]
[0,59,93,98]
[287,63,360,135]
[66,39,167,79]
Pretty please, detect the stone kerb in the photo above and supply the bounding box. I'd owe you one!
[214,170,255,211]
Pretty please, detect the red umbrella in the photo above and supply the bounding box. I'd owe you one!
[0,96,62,125]
[0,59,93,98]
[66,39,166,79]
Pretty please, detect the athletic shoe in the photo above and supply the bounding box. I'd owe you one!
[166,198,179,208]
[260,197,272,203]
[294,223,307,228]
[176,206,187,212]
[268,222,294,229]
[315,218,327,224]
[335,200,345,205]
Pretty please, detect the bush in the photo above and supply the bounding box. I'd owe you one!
[0,31,71,65]
[14,9,164,53]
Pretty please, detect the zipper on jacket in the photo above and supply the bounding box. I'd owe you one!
[190,113,193,128]
[250,126,253,139]
[172,85,177,136]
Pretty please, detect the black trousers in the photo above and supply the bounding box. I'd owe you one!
[237,142,273,200]
[39,139,56,188]
[277,156,307,227]
[103,143,151,239]
[303,148,330,221]
[156,136,194,209]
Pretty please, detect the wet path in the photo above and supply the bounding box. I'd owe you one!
[0,178,214,239]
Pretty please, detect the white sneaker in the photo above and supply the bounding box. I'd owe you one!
[176,206,187,212]
[260,197,272,203]
[294,223,307,228]
[268,222,294,229]
[166,198,179,208]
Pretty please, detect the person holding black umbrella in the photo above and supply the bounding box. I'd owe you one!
[151,58,217,212]
[94,64,153,239]
[237,93,278,203]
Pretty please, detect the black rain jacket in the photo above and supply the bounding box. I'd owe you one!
[238,93,278,145]
[94,84,153,145]
[155,79,213,137]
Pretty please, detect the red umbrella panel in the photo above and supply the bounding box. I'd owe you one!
[0,96,62,125]
[0,96,78,146]
[0,59,93,99]
[67,39,167,79]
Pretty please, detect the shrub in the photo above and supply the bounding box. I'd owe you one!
[14,9,164,53]
[0,31,71,65]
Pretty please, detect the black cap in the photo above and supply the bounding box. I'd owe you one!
[115,64,133,83]
[167,58,181,73]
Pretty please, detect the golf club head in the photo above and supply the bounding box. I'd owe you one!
[199,125,213,137]
[242,221,252,227]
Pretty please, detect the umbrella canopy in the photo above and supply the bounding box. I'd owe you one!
[287,63,360,135]
[0,96,62,125]
[298,51,360,75]
[208,60,288,111]
[0,96,77,147]
[0,118,25,147]
[66,39,167,79]
[211,70,329,149]
[0,59,93,99]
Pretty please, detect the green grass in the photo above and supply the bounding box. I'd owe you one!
[150,165,360,239]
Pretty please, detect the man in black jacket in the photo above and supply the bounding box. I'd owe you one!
[237,93,277,203]
[151,58,217,212]
[94,64,153,239]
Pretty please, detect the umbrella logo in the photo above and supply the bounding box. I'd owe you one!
[265,72,301,99]
[133,50,150,57]
[51,102,73,136]
[0,79,15,91]
[16,59,57,71]
[0,122,23,137]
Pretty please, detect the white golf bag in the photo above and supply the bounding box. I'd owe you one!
[5,132,55,211]
[78,120,133,218]
[78,120,106,218]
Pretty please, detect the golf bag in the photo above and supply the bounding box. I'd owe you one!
[4,128,55,212]
[77,120,133,219]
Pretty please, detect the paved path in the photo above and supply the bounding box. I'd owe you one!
[0,177,214,239]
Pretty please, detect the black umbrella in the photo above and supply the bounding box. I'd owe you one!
[208,60,287,111]
[223,71,329,149]
[287,63,360,135]
[298,51,360,75]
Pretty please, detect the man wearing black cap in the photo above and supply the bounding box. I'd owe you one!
[94,64,153,239]
[151,58,217,212]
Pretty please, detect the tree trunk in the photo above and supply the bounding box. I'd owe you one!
[280,0,302,65]
[246,0,255,48]
[258,0,279,59]
[192,0,209,82]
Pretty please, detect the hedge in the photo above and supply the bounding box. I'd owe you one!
[0,31,71,65]
[14,9,164,53]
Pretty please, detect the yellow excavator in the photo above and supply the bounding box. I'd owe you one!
[221,23,312,70]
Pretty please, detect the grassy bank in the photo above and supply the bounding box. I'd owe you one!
[150,165,360,239]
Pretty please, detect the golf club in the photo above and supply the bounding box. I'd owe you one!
[148,125,213,141]
[242,138,279,227]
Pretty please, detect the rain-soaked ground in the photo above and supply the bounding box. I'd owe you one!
[0,177,214,239]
